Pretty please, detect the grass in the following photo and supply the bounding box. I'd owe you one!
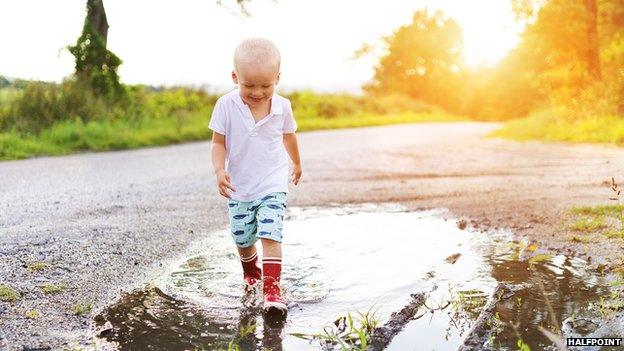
[569,216,607,231]
[571,204,624,217]
[28,261,48,272]
[0,112,213,160]
[0,284,20,302]
[491,111,624,145]
[296,111,466,132]
[73,301,93,316]
[26,309,39,319]
[41,284,65,295]
[0,110,464,161]
[568,235,592,244]
[291,307,381,351]
[566,204,624,242]
[595,290,624,319]
[0,82,468,160]
[604,229,624,239]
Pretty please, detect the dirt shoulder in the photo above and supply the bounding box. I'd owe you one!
[1,122,623,350]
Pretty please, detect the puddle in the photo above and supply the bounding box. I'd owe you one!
[94,205,623,350]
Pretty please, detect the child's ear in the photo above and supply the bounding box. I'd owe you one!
[276,71,281,85]
[231,70,238,84]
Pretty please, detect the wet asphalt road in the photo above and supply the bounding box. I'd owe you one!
[2,121,624,350]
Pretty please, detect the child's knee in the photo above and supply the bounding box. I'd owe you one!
[260,237,281,247]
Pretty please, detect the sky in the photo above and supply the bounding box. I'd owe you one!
[0,0,523,93]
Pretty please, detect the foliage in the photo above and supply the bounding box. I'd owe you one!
[67,0,123,97]
[0,75,10,88]
[0,79,462,160]
[288,91,438,119]
[491,109,624,144]
[0,80,216,134]
[291,308,380,351]
[366,9,465,113]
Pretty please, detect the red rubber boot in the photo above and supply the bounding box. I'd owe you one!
[262,257,287,312]
[241,252,262,290]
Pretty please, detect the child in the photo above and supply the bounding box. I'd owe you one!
[209,38,302,313]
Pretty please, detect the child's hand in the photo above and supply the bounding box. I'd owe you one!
[216,170,236,198]
[291,163,302,185]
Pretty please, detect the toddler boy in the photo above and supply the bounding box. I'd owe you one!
[209,38,302,313]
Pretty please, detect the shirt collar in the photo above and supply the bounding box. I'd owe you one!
[231,88,282,116]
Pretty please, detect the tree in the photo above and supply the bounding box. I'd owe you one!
[585,0,600,79]
[68,0,123,97]
[366,9,464,112]
[67,0,252,97]
[0,75,10,88]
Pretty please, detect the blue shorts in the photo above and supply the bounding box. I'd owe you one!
[227,192,287,248]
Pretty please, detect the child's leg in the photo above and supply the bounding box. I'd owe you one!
[228,199,261,286]
[255,192,288,311]
[260,238,282,291]
[238,244,261,288]
[237,245,258,259]
[260,238,284,309]
[260,238,281,258]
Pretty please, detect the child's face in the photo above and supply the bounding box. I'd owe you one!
[232,62,280,108]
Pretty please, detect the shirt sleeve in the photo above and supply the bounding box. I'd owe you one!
[208,98,226,135]
[282,99,297,133]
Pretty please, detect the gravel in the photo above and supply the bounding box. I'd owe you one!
[2,122,623,350]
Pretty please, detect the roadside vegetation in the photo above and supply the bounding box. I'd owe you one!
[485,1,624,144]
[0,284,20,302]
[0,80,462,161]
[567,204,624,243]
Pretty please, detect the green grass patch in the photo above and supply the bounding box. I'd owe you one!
[572,204,624,217]
[291,307,380,350]
[296,112,466,132]
[1,82,468,160]
[0,81,469,160]
[604,229,624,239]
[0,111,465,161]
[73,301,93,316]
[28,261,48,272]
[41,284,65,295]
[491,111,624,145]
[26,309,39,319]
[568,235,592,244]
[0,284,20,302]
[0,113,212,160]
[567,204,624,244]
[569,216,607,232]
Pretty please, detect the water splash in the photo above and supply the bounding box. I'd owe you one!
[94,205,620,350]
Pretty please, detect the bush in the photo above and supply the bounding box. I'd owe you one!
[0,80,460,160]
[0,80,217,134]
[286,91,436,119]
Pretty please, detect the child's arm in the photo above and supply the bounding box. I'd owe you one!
[211,132,236,198]
[283,133,302,185]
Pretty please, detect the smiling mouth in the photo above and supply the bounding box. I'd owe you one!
[250,97,264,102]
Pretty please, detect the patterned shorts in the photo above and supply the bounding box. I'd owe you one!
[227,192,287,248]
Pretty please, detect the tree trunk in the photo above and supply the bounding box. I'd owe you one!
[88,0,109,43]
[585,0,601,79]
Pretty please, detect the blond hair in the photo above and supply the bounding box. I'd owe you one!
[233,37,281,71]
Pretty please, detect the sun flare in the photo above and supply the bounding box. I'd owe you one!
[427,0,523,66]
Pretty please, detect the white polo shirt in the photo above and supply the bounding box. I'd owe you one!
[209,89,297,202]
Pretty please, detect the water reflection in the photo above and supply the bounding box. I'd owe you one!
[94,287,289,351]
[94,206,619,351]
